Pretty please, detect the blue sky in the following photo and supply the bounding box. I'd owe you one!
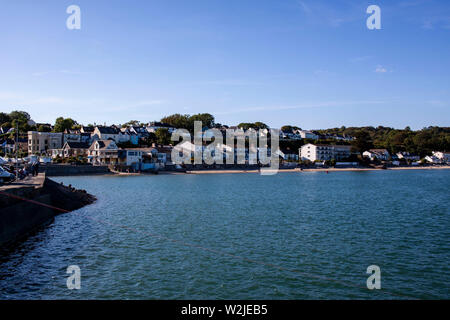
[0,0,449,129]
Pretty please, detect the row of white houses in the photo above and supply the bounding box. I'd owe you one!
[300,144,450,164]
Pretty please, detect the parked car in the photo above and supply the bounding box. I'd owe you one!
[0,165,15,184]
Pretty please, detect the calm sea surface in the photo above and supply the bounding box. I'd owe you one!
[0,170,449,299]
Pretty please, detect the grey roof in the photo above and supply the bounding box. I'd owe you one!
[64,142,90,149]
[89,139,117,150]
[82,126,95,133]
[97,126,120,134]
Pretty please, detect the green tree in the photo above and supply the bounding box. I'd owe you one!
[188,113,215,129]
[155,128,171,145]
[161,114,190,129]
[143,132,157,146]
[0,112,11,126]
[238,122,269,130]
[8,110,32,132]
[9,110,31,123]
[254,122,269,130]
[54,117,77,132]
[351,130,373,154]
[122,120,142,128]
[281,125,301,133]
[38,124,52,132]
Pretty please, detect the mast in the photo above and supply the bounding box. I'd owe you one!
[15,122,19,179]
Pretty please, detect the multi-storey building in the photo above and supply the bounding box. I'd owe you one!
[28,131,63,155]
[88,139,119,165]
[300,143,352,162]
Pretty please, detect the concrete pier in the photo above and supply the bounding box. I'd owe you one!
[0,173,96,246]
[0,173,45,191]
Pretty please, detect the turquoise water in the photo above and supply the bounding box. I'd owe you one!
[0,170,449,299]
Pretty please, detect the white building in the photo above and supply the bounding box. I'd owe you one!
[432,151,450,163]
[396,152,420,161]
[300,143,352,162]
[88,139,119,165]
[424,155,440,164]
[280,131,302,140]
[91,126,131,144]
[296,130,319,140]
[121,149,144,167]
[363,149,390,161]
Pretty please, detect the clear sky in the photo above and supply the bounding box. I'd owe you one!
[0,0,449,129]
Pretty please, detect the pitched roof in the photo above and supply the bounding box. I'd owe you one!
[82,126,95,133]
[96,126,120,134]
[64,129,80,134]
[64,141,90,149]
[89,139,117,150]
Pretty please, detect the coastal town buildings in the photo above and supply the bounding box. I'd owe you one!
[280,131,302,140]
[21,127,448,169]
[1,139,15,154]
[279,148,299,161]
[0,138,27,155]
[146,122,176,134]
[128,126,149,139]
[300,143,352,162]
[119,127,140,145]
[396,152,420,161]
[332,145,353,160]
[88,139,120,165]
[424,155,440,164]
[432,151,450,163]
[116,147,170,171]
[28,131,63,155]
[80,126,95,134]
[91,126,136,145]
[63,129,92,145]
[363,149,391,161]
[91,126,121,142]
[296,130,319,140]
[154,146,173,164]
[62,141,91,158]
[118,148,146,168]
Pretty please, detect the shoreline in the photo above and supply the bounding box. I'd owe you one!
[47,165,450,177]
[186,166,450,174]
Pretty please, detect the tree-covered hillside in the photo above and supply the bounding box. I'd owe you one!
[317,126,450,157]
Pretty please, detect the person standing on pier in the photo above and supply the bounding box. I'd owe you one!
[31,161,39,176]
